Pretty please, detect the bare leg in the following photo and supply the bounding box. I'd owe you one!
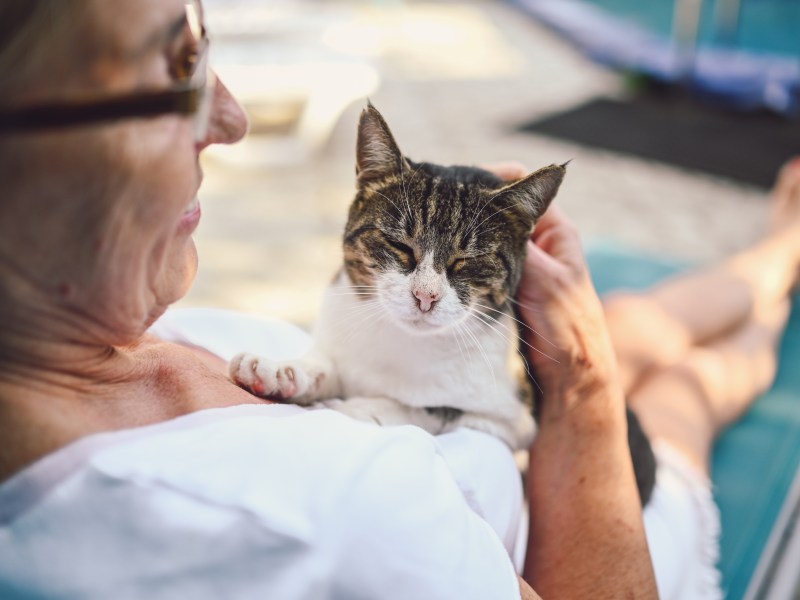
[605,160,800,394]
[627,299,791,473]
[603,158,800,472]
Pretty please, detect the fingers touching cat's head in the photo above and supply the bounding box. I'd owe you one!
[343,104,566,334]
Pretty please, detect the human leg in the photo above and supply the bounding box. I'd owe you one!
[613,158,800,471]
[627,299,791,473]
[605,160,800,395]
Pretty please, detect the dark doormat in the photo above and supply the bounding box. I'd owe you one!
[517,93,800,189]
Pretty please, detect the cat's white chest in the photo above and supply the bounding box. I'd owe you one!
[313,276,520,417]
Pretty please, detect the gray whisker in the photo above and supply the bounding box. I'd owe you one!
[372,189,407,229]
[470,202,526,238]
[471,305,559,364]
[505,297,562,350]
[338,302,386,346]
[451,321,469,367]
[464,188,505,238]
[460,315,496,389]
[399,161,415,223]
[468,309,544,397]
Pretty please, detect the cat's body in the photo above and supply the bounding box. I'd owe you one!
[230,143,547,449]
[231,104,655,502]
[310,268,535,448]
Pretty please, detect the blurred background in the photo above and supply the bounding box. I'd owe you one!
[182,0,799,328]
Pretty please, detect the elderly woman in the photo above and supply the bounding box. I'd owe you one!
[1,1,799,599]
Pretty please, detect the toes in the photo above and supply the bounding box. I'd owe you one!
[772,158,800,206]
[228,354,315,401]
[275,366,299,398]
[769,158,800,234]
[230,353,268,396]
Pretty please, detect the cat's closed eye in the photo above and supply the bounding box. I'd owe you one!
[384,237,417,270]
[447,257,466,276]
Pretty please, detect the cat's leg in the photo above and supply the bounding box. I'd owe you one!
[229,351,340,405]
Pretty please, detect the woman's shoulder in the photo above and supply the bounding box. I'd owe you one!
[1,405,449,524]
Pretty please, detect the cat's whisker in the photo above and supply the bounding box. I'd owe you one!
[471,305,560,364]
[372,190,407,229]
[459,315,497,390]
[450,321,469,368]
[464,188,505,238]
[470,202,526,238]
[326,291,377,298]
[329,287,379,293]
[336,285,382,293]
[474,301,562,351]
[398,162,415,224]
[337,302,387,346]
[402,161,425,200]
[336,298,383,320]
[468,310,544,398]
[506,298,563,350]
[333,296,382,316]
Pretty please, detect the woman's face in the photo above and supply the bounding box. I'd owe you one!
[1,0,247,344]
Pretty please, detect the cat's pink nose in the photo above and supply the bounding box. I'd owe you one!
[413,288,441,312]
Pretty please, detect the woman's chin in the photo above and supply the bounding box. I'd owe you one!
[161,238,199,307]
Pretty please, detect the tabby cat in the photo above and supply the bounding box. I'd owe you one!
[231,104,655,502]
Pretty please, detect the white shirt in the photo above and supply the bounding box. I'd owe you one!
[0,404,521,599]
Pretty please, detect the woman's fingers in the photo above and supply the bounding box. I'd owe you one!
[479,161,528,181]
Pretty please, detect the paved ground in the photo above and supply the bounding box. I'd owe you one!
[183,0,772,328]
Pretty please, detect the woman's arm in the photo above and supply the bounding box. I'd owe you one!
[516,206,658,598]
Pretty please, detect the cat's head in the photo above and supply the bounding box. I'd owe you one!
[343,104,565,334]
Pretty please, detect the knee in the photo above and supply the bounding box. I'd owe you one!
[670,348,728,405]
[632,353,722,432]
[603,293,692,363]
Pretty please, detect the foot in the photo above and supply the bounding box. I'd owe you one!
[770,157,800,238]
[769,158,800,289]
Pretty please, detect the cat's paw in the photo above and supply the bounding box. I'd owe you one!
[229,353,315,402]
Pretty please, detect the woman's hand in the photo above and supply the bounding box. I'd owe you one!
[513,200,657,600]
[482,160,623,421]
[516,207,623,420]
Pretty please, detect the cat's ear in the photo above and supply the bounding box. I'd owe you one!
[495,163,567,224]
[356,103,407,184]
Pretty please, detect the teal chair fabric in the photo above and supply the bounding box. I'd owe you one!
[587,245,800,600]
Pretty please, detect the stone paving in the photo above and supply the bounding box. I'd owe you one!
[183,0,772,328]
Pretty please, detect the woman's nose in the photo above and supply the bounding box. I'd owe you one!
[197,76,248,151]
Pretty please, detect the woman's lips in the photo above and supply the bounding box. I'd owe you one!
[178,196,202,234]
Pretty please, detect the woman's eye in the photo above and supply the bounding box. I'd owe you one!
[168,25,201,82]
[447,258,466,275]
[170,44,199,81]
[386,239,417,269]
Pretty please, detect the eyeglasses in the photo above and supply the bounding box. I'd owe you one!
[0,1,216,142]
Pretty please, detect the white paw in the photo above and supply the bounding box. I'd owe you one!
[229,353,320,402]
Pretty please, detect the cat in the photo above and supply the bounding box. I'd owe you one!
[230,103,655,503]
